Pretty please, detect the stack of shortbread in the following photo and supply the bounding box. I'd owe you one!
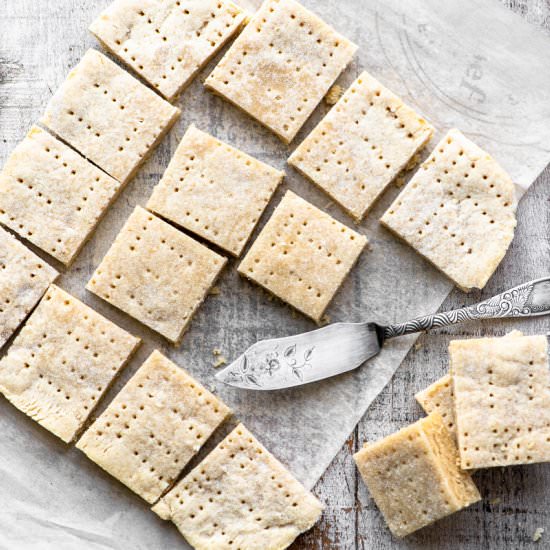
[354,332,550,537]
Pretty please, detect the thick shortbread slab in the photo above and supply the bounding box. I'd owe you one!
[451,333,550,469]
[0,285,139,443]
[90,0,246,101]
[205,0,357,143]
[87,206,226,343]
[0,228,58,350]
[238,190,367,321]
[380,129,517,291]
[354,413,480,538]
[77,350,230,503]
[0,126,121,265]
[41,49,180,183]
[147,125,284,256]
[288,71,434,220]
[152,423,323,549]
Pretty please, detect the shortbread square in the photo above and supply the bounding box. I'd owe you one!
[0,228,58,350]
[205,0,357,143]
[41,49,180,183]
[288,71,434,220]
[238,190,367,321]
[147,125,284,256]
[415,374,456,442]
[77,350,231,503]
[0,126,121,265]
[152,423,323,549]
[451,333,550,469]
[380,128,517,291]
[0,285,139,443]
[415,331,524,443]
[90,0,246,101]
[87,206,226,343]
[354,413,480,538]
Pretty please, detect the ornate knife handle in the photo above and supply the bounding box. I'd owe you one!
[383,277,550,340]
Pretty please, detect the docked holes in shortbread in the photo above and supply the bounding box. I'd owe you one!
[147,125,283,257]
[205,0,357,143]
[41,49,180,184]
[87,206,226,344]
[289,70,434,221]
[0,126,121,265]
[0,227,58,349]
[77,350,231,503]
[380,128,517,291]
[238,190,367,322]
[152,423,324,550]
[0,285,139,443]
[89,0,246,101]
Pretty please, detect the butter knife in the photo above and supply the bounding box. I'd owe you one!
[216,276,550,390]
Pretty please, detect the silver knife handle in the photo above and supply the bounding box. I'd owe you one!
[383,276,550,340]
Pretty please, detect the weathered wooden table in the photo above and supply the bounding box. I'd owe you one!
[1,1,549,548]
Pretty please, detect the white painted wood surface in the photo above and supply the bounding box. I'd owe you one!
[0,0,549,548]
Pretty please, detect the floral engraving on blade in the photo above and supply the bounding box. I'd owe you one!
[224,345,315,388]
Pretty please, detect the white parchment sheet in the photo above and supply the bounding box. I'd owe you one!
[1,0,550,548]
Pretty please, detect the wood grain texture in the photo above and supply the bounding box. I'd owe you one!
[0,1,548,549]
[294,2,550,548]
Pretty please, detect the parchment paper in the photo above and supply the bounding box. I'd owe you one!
[1,0,550,548]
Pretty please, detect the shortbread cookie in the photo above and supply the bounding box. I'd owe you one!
[152,423,323,549]
[205,0,357,143]
[147,125,283,256]
[289,71,434,220]
[0,285,139,443]
[451,333,550,469]
[415,374,456,441]
[0,227,58,349]
[77,350,230,503]
[41,49,180,183]
[90,0,246,101]
[0,126,121,265]
[87,206,226,343]
[415,331,524,442]
[380,129,516,291]
[238,191,367,321]
[354,413,480,537]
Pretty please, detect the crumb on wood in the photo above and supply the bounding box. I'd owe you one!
[213,356,227,368]
[323,200,334,210]
[320,314,331,326]
[324,84,343,105]
[209,286,221,296]
[488,497,501,505]
[212,348,222,356]
[533,527,545,542]
[414,342,422,351]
